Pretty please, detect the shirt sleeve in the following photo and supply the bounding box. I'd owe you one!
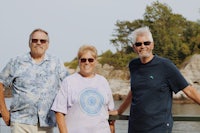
[104,77,115,111]
[51,78,68,114]
[0,58,15,87]
[166,62,189,93]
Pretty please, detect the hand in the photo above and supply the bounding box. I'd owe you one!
[109,110,118,115]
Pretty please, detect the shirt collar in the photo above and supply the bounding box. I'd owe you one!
[23,52,51,62]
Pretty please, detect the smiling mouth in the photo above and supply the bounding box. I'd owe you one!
[84,66,91,69]
[139,50,148,53]
[34,46,44,49]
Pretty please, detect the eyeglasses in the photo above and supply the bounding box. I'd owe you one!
[80,58,95,63]
[135,41,151,47]
[31,39,48,44]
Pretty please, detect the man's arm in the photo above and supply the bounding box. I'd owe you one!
[0,83,10,126]
[182,85,200,104]
[117,90,132,114]
[109,90,132,116]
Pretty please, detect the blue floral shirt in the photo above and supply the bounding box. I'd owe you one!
[0,53,69,127]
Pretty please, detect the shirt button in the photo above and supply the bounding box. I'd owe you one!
[166,123,169,126]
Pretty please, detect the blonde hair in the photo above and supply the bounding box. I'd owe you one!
[77,45,98,59]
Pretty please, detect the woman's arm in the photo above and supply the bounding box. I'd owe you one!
[55,112,68,133]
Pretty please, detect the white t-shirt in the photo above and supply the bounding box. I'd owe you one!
[51,72,114,133]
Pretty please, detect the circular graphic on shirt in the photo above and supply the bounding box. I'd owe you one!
[79,89,104,115]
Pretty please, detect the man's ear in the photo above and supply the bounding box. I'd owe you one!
[132,45,137,53]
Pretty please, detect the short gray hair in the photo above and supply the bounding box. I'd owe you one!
[130,26,153,45]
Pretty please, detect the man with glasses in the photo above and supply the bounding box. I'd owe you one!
[0,28,69,133]
[111,26,200,133]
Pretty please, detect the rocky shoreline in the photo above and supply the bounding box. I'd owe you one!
[3,88,197,103]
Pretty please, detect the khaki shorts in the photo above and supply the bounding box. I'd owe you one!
[11,122,53,133]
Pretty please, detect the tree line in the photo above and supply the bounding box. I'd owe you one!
[99,1,200,69]
[66,1,200,69]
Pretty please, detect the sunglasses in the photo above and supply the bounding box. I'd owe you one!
[31,39,48,44]
[135,41,151,47]
[80,58,95,63]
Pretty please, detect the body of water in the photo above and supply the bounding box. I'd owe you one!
[1,99,200,133]
[114,101,200,133]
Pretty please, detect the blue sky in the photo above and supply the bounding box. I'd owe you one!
[1,0,200,70]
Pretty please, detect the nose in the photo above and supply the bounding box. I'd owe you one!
[140,43,146,48]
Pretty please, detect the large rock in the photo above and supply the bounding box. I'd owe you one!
[175,54,200,100]
[95,63,130,99]
[180,54,200,87]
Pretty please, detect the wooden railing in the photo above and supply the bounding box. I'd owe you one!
[1,113,200,122]
[109,115,200,121]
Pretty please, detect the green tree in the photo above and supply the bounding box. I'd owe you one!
[99,50,137,69]
[110,1,200,66]
[183,21,200,55]
[144,1,188,65]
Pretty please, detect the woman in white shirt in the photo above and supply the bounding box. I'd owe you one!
[51,45,115,133]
